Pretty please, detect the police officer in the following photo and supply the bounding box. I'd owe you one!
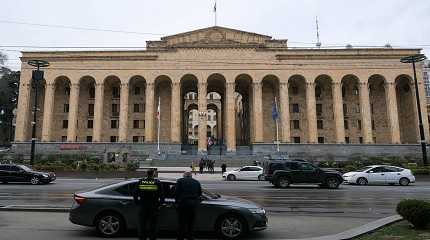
[175,171,202,240]
[133,169,164,240]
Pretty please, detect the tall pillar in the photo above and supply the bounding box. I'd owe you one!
[226,82,236,152]
[171,82,181,143]
[93,83,104,142]
[119,83,129,142]
[332,82,345,143]
[385,82,401,143]
[198,82,207,153]
[253,82,263,143]
[417,81,430,142]
[306,82,318,143]
[145,83,155,143]
[359,82,373,143]
[41,83,55,141]
[67,83,80,142]
[279,82,290,143]
[15,80,31,142]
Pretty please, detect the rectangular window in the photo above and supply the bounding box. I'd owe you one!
[112,87,120,98]
[112,104,119,116]
[318,137,325,144]
[343,104,347,115]
[344,120,349,130]
[345,137,350,144]
[373,137,377,143]
[111,120,118,129]
[86,136,92,142]
[317,120,323,129]
[133,136,139,142]
[134,87,141,95]
[370,104,374,114]
[359,137,363,143]
[292,104,299,113]
[64,104,69,113]
[87,120,93,129]
[133,120,140,129]
[316,104,323,116]
[293,120,300,129]
[372,120,375,130]
[61,136,67,142]
[134,104,140,113]
[357,120,362,130]
[142,120,145,128]
[89,87,95,98]
[110,136,118,142]
[356,104,361,113]
[62,120,68,129]
[65,87,70,96]
[293,137,300,143]
[88,104,94,116]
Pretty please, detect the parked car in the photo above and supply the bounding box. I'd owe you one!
[263,159,343,189]
[342,165,415,186]
[223,166,264,181]
[69,179,267,239]
[0,164,56,184]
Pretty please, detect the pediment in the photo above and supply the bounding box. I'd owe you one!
[146,26,288,49]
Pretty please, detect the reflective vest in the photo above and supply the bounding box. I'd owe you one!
[138,179,158,191]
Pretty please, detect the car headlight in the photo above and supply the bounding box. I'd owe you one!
[343,174,355,178]
[42,174,49,178]
[249,208,266,214]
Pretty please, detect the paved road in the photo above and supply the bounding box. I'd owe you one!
[1,178,429,217]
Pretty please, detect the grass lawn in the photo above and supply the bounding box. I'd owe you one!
[357,220,430,240]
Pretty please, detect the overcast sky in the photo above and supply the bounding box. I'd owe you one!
[1,0,429,70]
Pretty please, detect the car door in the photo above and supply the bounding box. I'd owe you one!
[238,167,253,180]
[110,182,140,229]
[384,166,402,183]
[9,165,26,182]
[248,167,262,180]
[157,182,178,231]
[366,167,387,184]
[0,165,10,182]
[298,162,319,183]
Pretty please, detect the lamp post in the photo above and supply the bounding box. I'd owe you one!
[27,60,49,166]
[400,54,428,166]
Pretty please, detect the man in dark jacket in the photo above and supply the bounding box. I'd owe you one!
[175,171,202,240]
[133,169,164,240]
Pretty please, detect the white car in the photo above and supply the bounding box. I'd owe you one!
[223,166,264,181]
[343,165,415,186]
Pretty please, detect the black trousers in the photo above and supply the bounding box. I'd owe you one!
[138,206,158,240]
[176,202,197,240]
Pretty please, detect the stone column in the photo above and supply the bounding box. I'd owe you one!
[119,83,129,142]
[417,81,430,142]
[385,82,401,144]
[332,82,345,143]
[306,82,318,143]
[93,83,104,142]
[253,82,263,143]
[359,82,373,143]
[171,82,181,143]
[41,83,55,141]
[15,80,31,142]
[226,82,236,152]
[198,82,207,153]
[67,83,80,142]
[145,83,155,143]
[279,82,290,143]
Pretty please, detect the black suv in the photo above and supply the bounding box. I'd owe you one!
[0,164,56,184]
[263,159,343,189]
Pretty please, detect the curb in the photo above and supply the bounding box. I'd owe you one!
[0,205,70,213]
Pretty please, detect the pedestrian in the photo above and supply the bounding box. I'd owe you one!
[133,169,165,240]
[175,171,202,240]
[190,163,196,175]
[210,160,215,174]
[199,159,204,174]
[221,163,227,176]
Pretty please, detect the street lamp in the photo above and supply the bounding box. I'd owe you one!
[27,60,49,166]
[400,54,428,166]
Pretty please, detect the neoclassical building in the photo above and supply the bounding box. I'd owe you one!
[13,26,430,158]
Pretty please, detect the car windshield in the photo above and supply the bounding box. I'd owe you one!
[356,167,373,172]
[18,165,32,171]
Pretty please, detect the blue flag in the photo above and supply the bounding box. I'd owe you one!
[272,101,278,120]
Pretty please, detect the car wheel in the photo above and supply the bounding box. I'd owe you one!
[399,177,410,186]
[258,174,264,181]
[30,176,40,185]
[357,177,368,186]
[96,212,124,237]
[217,214,247,240]
[326,177,340,189]
[227,174,236,181]
[277,177,290,188]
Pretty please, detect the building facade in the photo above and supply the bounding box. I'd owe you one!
[13,26,430,157]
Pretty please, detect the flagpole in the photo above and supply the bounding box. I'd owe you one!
[157,96,161,155]
[275,97,280,152]
[214,0,217,26]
